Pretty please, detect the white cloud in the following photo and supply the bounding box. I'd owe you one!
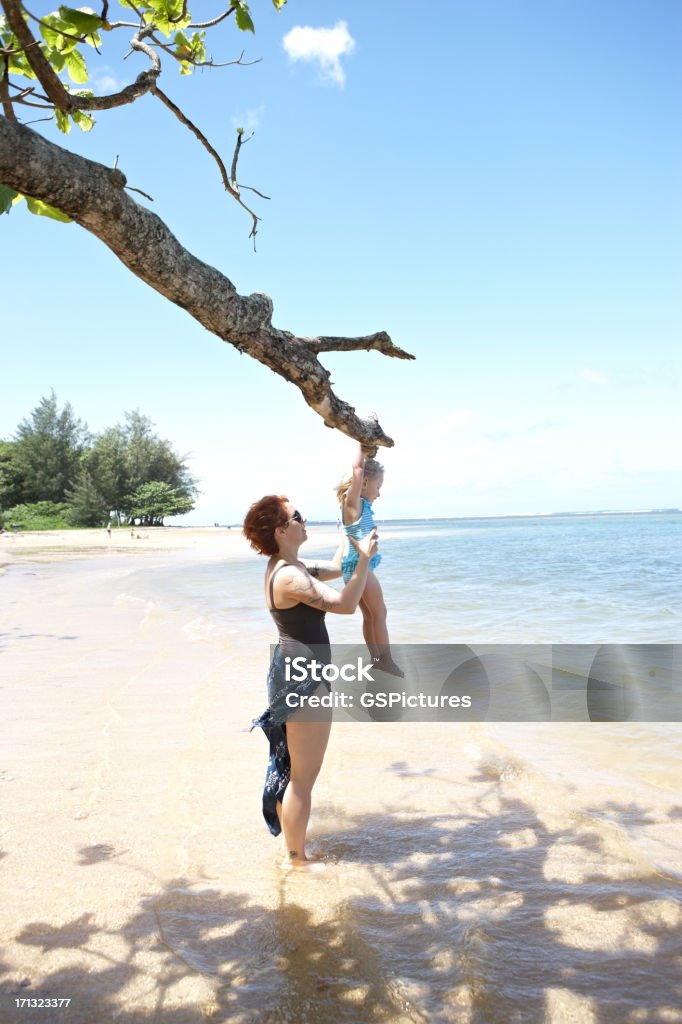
[282,21,355,86]
[90,68,124,93]
[579,368,608,385]
[231,104,265,134]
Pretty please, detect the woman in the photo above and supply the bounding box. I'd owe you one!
[243,495,378,867]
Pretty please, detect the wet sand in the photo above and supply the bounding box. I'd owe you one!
[1,532,681,1023]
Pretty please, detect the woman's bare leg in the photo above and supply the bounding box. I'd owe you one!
[281,715,332,864]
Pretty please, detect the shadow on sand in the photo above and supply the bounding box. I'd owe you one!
[1,769,681,1024]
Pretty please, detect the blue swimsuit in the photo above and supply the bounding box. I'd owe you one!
[340,497,382,582]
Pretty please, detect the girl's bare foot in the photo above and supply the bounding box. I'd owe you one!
[374,655,405,678]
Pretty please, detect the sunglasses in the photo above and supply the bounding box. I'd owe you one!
[286,510,304,525]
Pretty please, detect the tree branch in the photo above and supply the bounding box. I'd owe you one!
[309,333,415,360]
[190,7,236,30]
[0,2,161,113]
[74,73,157,110]
[151,84,260,241]
[0,118,413,449]
[1,57,17,119]
[148,32,260,71]
[1,0,71,109]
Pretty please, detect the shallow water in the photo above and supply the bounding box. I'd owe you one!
[2,515,681,1022]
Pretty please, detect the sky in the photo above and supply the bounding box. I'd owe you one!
[2,0,681,522]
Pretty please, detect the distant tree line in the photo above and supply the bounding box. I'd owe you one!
[0,393,198,529]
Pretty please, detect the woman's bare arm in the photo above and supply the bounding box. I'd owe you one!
[301,536,345,580]
[274,532,377,614]
[301,560,342,582]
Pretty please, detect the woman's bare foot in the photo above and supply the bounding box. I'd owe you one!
[282,850,326,872]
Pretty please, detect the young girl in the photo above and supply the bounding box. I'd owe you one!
[336,443,403,677]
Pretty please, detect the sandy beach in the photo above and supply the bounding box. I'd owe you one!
[0,526,255,572]
[1,529,681,1023]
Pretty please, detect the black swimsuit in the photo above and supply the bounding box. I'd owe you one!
[268,564,330,661]
[251,563,331,837]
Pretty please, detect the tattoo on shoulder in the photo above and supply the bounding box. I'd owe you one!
[291,574,329,610]
[308,565,320,578]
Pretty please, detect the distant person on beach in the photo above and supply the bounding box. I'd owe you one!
[336,443,403,677]
[244,495,378,867]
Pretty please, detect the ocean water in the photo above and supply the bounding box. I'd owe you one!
[127,511,682,645]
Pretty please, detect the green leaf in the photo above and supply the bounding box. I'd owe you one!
[146,0,190,37]
[58,6,103,34]
[0,185,19,216]
[45,48,67,73]
[56,6,101,47]
[272,0,287,9]
[8,50,38,78]
[72,109,95,131]
[235,3,255,33]
[174,28,206,74]
[39,14,79,53]
[25,197,72,223]
[66,48,89,83]
[55,108,72,134]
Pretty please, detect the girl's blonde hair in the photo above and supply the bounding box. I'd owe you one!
[335,458,384,505]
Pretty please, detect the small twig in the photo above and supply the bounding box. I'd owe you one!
[151,83,260,241]
[308,332,416,360]
[238,184,271,200]
[230,129,249,185]
[10,94,54,108]
[100,1,109,21]
[190,7,237,29]
[8,84,34,99]
[0,39,43,55]
[125,184,154,201]
[117,0,146,19]
[148,32,260,70]
[8,80,50,102]
[22,115,53,125]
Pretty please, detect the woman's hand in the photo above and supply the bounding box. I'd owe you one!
[349,528,379,561]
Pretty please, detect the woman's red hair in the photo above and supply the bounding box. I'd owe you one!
[243,495,289,556]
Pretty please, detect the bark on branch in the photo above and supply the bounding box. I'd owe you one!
[0,118,414,448]
[309,333,414,359]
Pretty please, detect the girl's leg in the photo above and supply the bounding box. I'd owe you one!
[361,574,404,677]
[359,596,379,660]
[361,572,389,646]
[280,711,332,864]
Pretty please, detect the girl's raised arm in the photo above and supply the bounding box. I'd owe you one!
[343,443,365,525]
